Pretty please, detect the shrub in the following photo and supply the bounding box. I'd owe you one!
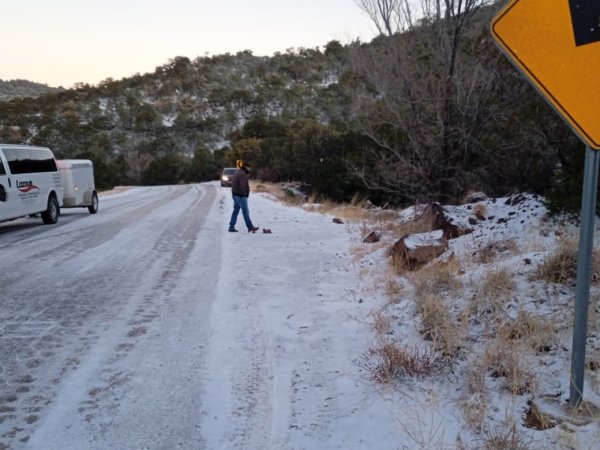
[481,423,531,450]
[501,310,556,353]
[535,238,600,284]
[481,267,516,300]
[485,343,537,395]
[475,239,519,264]
[361,342,440,383]
[414,294,464,356]
[370,310,391,336]
[461,364,489,432]
[411,259,463,299]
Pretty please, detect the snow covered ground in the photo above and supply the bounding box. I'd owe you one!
[2,183,600,449]
[204,185,600,449]
[208,186,600,449]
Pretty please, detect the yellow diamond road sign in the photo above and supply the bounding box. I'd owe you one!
[491,0,600,149]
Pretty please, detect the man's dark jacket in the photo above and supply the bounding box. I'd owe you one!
[231,168,250,197]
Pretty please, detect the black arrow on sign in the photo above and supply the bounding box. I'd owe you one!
[569,1,600,46]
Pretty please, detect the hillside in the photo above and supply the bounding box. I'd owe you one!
[0,79,64,101]
[0,1,585,211]
[337,191,600,448]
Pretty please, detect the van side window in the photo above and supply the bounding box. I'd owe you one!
[0,159,5,175]
[3,148,57,174]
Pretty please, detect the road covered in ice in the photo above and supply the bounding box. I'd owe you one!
[0,184,394,450]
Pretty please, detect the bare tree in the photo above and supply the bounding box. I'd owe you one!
[349,0,498,204]
[354,0,414,35]
[125,151,153,185]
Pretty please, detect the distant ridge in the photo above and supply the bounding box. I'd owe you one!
[0,79,65,101]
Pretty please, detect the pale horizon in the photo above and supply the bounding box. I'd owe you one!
[1,0,376,89]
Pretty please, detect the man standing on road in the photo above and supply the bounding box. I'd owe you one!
[229,161,259,233]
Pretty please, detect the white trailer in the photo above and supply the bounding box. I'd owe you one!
[56,159,99,214]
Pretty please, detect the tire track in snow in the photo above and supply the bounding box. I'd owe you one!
[200,236,276,450]
[0,185,217,448]
[229,301,273,450]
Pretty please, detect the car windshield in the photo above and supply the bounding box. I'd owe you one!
[223,168,236,175]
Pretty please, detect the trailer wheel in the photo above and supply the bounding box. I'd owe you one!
[88,192,99,214]
[41,195,59,224]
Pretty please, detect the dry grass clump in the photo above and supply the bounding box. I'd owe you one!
[586,347,600,395]
[361,342,440,383]
[484,342,537,395]
[523,401,557,431]
[414,294,466,356]
[586,293,600,333]
[328,204,371,221]
[370,309,392,336]
[472,202,488,219]
[252,181,279,195]
[461,392,488,433]
[254,182,389,221]
[412,259,463,299]
[306,192,388,221]
[535,237,600,284]
[481,267,516,300]
[476,239,519,264]
[357,269,405,304]
[535,238,578,283]
[461,364,489,432]
[466,363,487,399]
[500,310,556,353]
[468,267,516,325]
[373,210,401,223]
[368,270,405,303]
[384,275,404,301]
[469,268,516,325]
[325,193,372,220]
[255,182,405,237]
[252,182,276,194]
[410,259,465,356]
[252,182,305,205]
[480,423,531,450]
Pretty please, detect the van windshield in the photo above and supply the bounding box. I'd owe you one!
[3,147,57,174]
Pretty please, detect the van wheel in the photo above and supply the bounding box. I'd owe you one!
[88,192,99,214]
[41,195,59,224]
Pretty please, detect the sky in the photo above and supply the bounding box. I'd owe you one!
[1,0,376,88]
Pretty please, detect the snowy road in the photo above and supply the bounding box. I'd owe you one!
[1,185,222,449]
[0,185,395,450]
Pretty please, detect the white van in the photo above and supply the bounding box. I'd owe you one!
[0,144,64,224]
[57,159,98,214]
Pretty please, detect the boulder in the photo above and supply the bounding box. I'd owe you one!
[474,209,487,221]
[463,191,488,204]
[363,231,380,243]
[422,202,472,240]
[389,229,447,270]
[505,193,527,206]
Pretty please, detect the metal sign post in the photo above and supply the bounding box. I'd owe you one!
[569,146,600,407]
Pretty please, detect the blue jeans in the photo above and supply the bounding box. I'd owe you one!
[229,195,254,230]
